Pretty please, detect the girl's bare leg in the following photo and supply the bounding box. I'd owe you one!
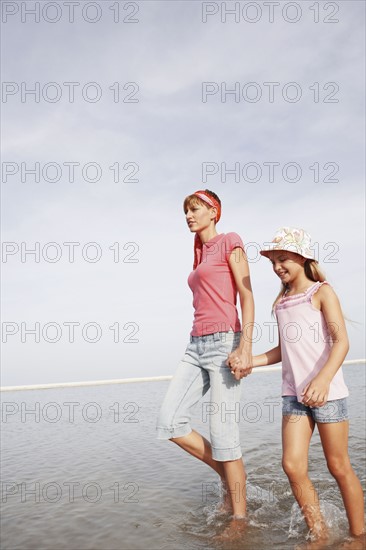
[317,421,365,537]
[282,415,328,540]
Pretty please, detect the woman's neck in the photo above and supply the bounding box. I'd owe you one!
[197,227,219,244]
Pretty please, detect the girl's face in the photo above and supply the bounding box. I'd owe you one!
[268,250,305,284]
[185,202,216,233]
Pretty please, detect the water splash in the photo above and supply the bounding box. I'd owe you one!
[246,482,279,528]
[288,500,348,540]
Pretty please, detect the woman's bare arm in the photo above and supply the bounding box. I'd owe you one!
[227,247,255,379]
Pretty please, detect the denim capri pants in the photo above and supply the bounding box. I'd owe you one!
[156,329,243,462]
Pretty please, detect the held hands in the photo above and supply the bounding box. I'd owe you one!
[226,349,253,381]
[301,374,330,407]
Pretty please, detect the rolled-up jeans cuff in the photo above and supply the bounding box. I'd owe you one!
[212,445,242,462]
[156,425,192,440]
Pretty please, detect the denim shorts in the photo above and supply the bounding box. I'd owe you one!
[282,395,349,423]
[156,329,243,461]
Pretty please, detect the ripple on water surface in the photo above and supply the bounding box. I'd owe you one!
[1,366,365,549]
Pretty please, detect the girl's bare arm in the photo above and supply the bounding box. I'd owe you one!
[252,345,282,368]
[301,284,349,407]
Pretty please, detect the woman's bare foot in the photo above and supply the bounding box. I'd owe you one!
[295,539,329,550]
[213,516,247,541]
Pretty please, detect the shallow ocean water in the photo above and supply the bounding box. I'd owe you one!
[1,365,365,549]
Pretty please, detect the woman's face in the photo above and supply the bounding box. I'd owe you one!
[185,202,216,233]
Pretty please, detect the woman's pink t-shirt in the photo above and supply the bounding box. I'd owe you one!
[187,232,244,336]
[275,281,349,402]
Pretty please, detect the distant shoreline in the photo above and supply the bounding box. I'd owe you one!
[1,360,365,392]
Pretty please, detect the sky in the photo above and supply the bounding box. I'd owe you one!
[1,0,365,386]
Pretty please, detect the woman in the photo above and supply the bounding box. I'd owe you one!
[156,189,254,527]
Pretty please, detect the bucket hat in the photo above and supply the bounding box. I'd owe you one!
[260,227,314,259]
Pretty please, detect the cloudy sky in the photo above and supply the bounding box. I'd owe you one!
[2,0,365,386]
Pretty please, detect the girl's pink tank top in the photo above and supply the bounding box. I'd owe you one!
[275,281,349,402]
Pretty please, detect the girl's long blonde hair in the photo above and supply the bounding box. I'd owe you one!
[272,259,326,312]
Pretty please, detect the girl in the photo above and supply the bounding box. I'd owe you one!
[156,189,254,527]
[232,227,364,545]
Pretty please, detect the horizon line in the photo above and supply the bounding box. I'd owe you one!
[0,359,365,392]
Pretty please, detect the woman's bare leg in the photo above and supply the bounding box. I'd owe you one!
[171,430,246,517]
[171,430,223,474]
[171,430,232,510]
[222,458,246,517]
[171,430,247,517]
[171,431,248,543]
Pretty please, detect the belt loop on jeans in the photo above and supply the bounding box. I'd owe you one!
[190,335,193,343]
[213,332,221,342]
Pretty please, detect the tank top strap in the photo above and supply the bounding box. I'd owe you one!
[306,280,329,302]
